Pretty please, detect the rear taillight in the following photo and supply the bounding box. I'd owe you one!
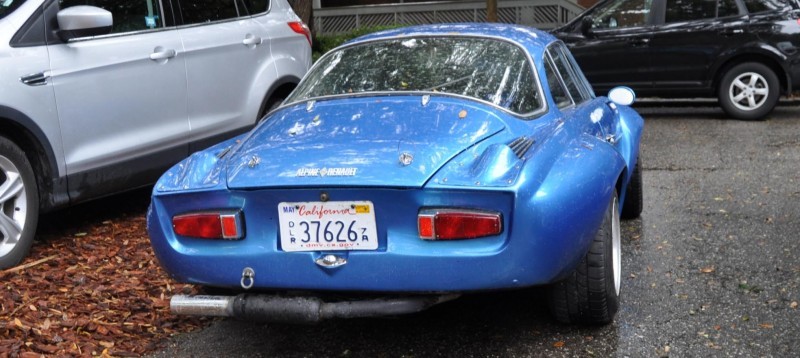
[418,209,502,240]
[173,211,244,240]
[288,21,312,46]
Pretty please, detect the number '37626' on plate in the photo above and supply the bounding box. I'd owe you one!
[278,201,378,252]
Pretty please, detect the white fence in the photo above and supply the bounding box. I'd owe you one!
[313,0,585,35]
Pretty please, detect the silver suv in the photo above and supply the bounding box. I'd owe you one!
[0,0,311,268]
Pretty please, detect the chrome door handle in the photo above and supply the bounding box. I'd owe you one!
[719,28,744,36]
[628,38,650,47]
[20,72,49,86]
[242,34,262,46]
[150,47,177,61]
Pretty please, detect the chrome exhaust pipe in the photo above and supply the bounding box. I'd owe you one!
[170,293,460,323]
[171,295,235,317]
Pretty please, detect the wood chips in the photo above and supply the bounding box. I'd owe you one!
[1,209,209,357]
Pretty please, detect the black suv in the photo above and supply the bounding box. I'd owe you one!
[553,0,800,120]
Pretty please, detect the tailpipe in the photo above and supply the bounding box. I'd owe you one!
[171,293,460,324]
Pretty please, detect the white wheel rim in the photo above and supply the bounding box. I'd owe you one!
[612,196,621,295]
[0,155,27,257]
[728,71,769,112]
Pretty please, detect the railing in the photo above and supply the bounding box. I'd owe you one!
[313,0,585,35]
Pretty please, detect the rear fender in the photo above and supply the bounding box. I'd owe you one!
[518,132,626,281]
[614,104,644,205]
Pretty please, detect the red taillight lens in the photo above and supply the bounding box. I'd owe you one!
[418,209,502,240]
[173,212,243,240]
[288,21,312,46]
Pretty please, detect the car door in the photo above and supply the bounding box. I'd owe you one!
[47,0,190,201]
[646,0,750,91]
[558,0,657,94]
[173,0,274,150]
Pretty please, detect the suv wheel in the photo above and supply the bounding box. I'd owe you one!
[718,62,779,121]
[0,136,39,269]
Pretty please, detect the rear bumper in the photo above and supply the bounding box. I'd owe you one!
[148,185,609,292]
[170,293,460,323]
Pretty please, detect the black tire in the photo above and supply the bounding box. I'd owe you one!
[621,158,643,220]
[257,95,287,123]
[718,62,779,121]
[0,135,39,269]
[548,192,621,325]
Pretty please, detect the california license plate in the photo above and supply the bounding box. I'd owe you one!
[278,201,378,252]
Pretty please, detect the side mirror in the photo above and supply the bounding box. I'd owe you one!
[57,6,113,41]
[580,16,594,37]
[608,86,636,106]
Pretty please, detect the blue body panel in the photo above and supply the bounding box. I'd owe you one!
[147,23,644,293]
[226,96,505,189]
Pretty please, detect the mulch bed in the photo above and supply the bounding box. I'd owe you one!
[1,191,209,357]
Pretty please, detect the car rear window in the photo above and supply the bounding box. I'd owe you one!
[288,36,543,115]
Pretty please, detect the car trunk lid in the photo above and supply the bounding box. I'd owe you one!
[226,96,505,189]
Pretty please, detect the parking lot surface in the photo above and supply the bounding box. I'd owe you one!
[148,101,800,357]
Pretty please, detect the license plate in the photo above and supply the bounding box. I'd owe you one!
[278,201,378,252]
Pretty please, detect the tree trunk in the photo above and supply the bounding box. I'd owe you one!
[289,0,315,34]
[487,0,498,22]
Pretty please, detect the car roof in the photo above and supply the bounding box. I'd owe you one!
[347,23,556,56]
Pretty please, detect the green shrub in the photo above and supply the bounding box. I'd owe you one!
[312,24,405,62]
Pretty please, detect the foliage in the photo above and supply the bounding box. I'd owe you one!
[312,25,405,62]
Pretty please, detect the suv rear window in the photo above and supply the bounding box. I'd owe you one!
[1,0,26,20]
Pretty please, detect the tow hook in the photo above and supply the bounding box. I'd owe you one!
[240,267,255,290]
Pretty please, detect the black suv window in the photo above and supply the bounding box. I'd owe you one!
[60,0,165,33]
[589,0,652,29]
[178,0,242,24]
[718,0,741,16]
[665,0,740,23]
[743,0,793,12]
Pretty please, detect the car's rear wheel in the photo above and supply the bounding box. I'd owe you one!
[621,158,643,220]
[0,136,39,269]
[548,192,621,325]
[718,62,779,121]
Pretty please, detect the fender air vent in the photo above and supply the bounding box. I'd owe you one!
[508,137,534,159]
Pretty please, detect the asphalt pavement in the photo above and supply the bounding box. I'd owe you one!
[150,101,800,357]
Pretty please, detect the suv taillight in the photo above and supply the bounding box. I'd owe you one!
[288,21,312,46]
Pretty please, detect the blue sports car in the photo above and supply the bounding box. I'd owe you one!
[147,23,644,325]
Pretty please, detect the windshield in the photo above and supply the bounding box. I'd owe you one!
[288,36,543,115]
[1,0,26,20]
